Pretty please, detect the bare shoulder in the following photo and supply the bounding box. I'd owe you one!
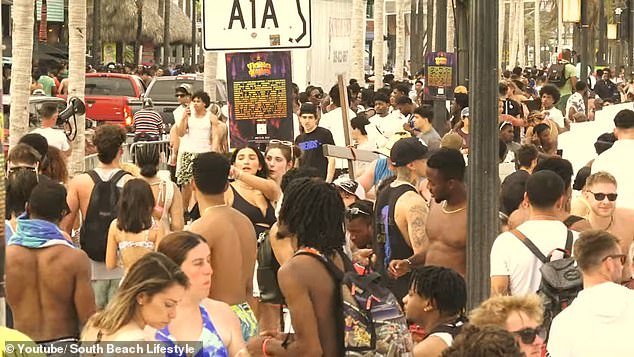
[616,208,634,220]
[201,298,234,318]
[413,335,448,357]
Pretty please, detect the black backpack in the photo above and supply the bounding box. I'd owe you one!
[80,170,129,261]
[256,230,285,305]
[296,248,413,356]
[547,63,569,87]
[511,229,582,340]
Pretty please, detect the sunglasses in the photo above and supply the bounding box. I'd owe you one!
[346,207,371,218]
[602,254,627,265]
[512,326,543,345]
[269,139,295,163]
[499,121,512,131]
[589,191,618,202]
[7,165,39,182]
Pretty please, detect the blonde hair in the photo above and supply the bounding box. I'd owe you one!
[469,294,544,328]
[585,171,617,190]
[82,252,188,337]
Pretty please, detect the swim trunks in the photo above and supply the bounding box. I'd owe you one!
[230,302,258,341]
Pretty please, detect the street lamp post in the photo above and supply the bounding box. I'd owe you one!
[432,0,449,137]
[616,7,623,70]
[467,0,498,309]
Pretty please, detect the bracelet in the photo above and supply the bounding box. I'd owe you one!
[262,337,273,357]
[405,258,413,266]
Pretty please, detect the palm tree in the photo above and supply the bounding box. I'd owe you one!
[163,0,171,66]
[9,0,35,149]
[518,0,526,67]
[203,51,217,100]
[372,0,385,87]
[68,0,87,175]
[135,0,143,65]
[394,0,406,80]
[92,0,102,65]
[499,0,506,70]
[351,0,367,82]
[535,0,541,66]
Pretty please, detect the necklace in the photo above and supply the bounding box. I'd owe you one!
[592,215,614,231]
[442,201,466,214]
[204,203,227,214]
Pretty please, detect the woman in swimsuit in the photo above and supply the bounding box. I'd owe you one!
[81,252,189,342]
[106,179,165,274]
[156,231,248,356]
[135,143,184,233]
[226,146,280,236]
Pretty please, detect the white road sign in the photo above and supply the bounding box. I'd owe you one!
[202,0,312,51]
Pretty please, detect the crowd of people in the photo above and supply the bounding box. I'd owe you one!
[3,47,634,357]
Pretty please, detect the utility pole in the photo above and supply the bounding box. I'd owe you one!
[432,0,448,136]
[597,0,606,65]
[455,0,469,86]
[467,0,499,309]
[580,0,589,83]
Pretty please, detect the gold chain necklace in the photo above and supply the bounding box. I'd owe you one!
[441,201,466,214]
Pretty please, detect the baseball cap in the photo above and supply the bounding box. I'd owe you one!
[454,85,468,94]
[299,102,317,116]
[19,133,49,162]
[175,83,193,96]
[614,109,634,129]
[441,132,463,151]
[390,137,430,167]
[374,131,412,157]
[461,107,470,117]
[333,177,366,200]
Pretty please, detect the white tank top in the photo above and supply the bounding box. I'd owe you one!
[181,111,212,153]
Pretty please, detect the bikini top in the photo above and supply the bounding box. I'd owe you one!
[230,185,276,231]
[118,226,155,251]
[155,305,229,357]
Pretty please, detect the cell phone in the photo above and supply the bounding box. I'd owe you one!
[557,149,563,156]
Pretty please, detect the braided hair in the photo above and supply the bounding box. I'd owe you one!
[410,266,467,317]
[279,177,345,255]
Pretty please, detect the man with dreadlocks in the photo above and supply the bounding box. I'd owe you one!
[189,152,258,341]
[247,177,347,356]
[403,266,467,356]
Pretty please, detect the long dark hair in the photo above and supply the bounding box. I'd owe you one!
[117,178,155,233]
[158,231,207,267]
[134,143,159,178]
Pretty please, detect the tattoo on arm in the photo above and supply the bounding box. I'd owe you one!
[407,201,429,254]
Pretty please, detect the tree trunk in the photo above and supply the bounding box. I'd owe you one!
[91,0,101,65]
[535,0,540,66]
[446,0,454,52]
[191,0,197,68]
[508,0,518,68]
[68,0,87,176]
[135,0,143,66]
[39,0,48,43]
[204,51,217,101]
[499,0,505,70]
[351,0,367,82]
[163,0,171,66]
[0,0,6,316]
[373,0,385,87]
[395,0,406,80]
[516,0,526,68]
[9,0,35,149]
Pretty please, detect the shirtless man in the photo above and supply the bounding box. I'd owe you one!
[390,148,467,277]
[247,177,346,356]
[61,124,129,309]
[6,181,95,347]
[583,172,634,285]
[508,156,593,232]
[373,137,431,302]
[189,152,258,341]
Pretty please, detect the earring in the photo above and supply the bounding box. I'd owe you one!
[423,306,432,312]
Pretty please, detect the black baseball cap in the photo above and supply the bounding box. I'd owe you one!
[390,137,431,167]
[614,109,634,129]
[299,102,317,116]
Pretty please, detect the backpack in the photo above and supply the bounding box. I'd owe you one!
[256,230,285,305]
[80,170,129,261]
[296,248,413,356]
[511,229,582,340]
[547,63,569,87]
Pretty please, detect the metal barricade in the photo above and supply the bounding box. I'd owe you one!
[128,140,171,170]
[84,153,100,171]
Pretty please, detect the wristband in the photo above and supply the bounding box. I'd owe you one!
[262,337,273,357]
[405,258,413,266]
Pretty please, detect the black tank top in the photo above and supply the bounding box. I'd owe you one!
[230,186,277,236]
[374,182,417,302]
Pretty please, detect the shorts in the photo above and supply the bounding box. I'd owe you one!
[37,337,79,357]
[231,302,258,341]
[176,152,198,186]
[92,279,120,310]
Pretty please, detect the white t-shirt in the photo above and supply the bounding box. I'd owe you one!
[318,107,356,169]
[368,113,406,147]
[544,107,565,128]
[31,127,70,152]
[490,220,579,296]
[592,140,634,210]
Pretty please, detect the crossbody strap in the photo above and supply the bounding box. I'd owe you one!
[510,229,548,264]
[564,230,573,255]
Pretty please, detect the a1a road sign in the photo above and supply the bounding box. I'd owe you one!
[202,0,312,51]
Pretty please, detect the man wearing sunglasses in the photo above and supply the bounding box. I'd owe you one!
[583,172,634,286]
[547,230,634,357]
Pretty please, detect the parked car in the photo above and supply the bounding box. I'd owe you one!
[61,73,146,126]
[130,74,228,128]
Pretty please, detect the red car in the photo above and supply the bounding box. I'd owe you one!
[62,73,146,126]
